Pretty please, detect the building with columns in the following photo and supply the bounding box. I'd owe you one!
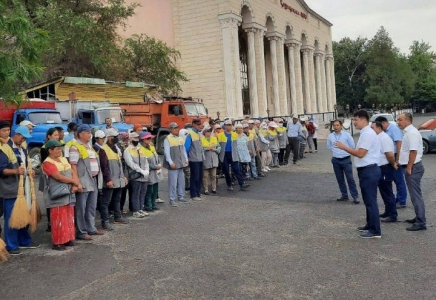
[122,0,337,119]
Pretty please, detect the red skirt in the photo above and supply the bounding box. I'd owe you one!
[50,204,75,245]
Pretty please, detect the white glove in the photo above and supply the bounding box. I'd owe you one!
[142,170,150,177]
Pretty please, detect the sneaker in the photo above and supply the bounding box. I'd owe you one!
[102,222,114,231]
[156,198,164,203]
[170,201,178,207]
[178,198,190,203]
[253,177,262,180]
[114,217,129,224]
[8,249,22,256]
[139,210,150,217]
[192,197,202,201]
[133,211,145,218]
[266,167,271,171]
[359,232,382,239]
[353,198,360,204]
[240,184,250,191]
[227,186,234,191]
[20,242,40,249]
[204,191,210,195]
[406,224,427,231]
[262,168,268,173]
[211,190,217,194]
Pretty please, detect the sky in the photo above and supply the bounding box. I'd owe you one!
[304,0,436,54]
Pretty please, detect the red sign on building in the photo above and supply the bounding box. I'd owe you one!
[280,0,308,20]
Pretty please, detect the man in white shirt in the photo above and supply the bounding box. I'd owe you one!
[336,110,382,239]
[397,113,426,231]
[371,121,398,223]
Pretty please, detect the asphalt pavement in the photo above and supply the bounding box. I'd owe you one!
[0,114,435,300]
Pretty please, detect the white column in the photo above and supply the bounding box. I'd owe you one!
[325,54,333,111]
[231,20,243,118]
[219,17,237,117]
[276,37,288,116]
[245,28,259,117]
[286,43,297,114]
[314,51,324,112]
[307,49,317,113]
[330,56,337,106]
[293,42,304,114]
[319,53,328,113]
[255,28,268,117]
[301,48,312,114]
[269,37,280,116]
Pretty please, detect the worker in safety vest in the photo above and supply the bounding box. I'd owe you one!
[184,119,204,201]
[163,122,189,207]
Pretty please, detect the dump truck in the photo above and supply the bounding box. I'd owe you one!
[120,96,209,153]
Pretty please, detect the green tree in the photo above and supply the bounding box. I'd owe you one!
[122,34,188,94]
[364,26,415,107]
[30,0,137,79]
[408,41,436,103]
[333,37,368,110]
[0,0,46,103]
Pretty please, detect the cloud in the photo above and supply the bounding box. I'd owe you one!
[305,0,436,53]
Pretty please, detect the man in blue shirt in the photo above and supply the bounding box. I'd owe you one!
[336,110,382,239]
[375,116,407,208]
[284,114,302,164]
[184,119,204,201]
[327,120,359,204]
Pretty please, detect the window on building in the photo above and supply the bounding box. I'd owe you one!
[239,35,250,115]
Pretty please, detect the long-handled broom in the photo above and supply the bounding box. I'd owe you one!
[0,238,9,263]
[28,157,42,233]
[9,164,31,229]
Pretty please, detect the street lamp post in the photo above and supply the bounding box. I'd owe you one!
[334,104,337,120]
[346,104,350,118]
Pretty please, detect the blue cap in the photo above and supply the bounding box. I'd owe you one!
[309,117,315,122]
[14,126,32,139]
[257,117,263,121]
[77,124,92,134]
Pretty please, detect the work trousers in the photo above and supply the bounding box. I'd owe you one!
[75,178,98,238]
[189,161,203,198]
[278,148,286,164]
[3,198,32,251]
[129,180,148,212]
[378,164,398,220]
[307,136,315,152]
[357,164,381,235]
[222,152,243,187]
[271,152,279,166]
[393,165,408,205]
[313,138,318,151]
[261,150,272,169]
[332,157,359,199]
[255,153,263,174]
[249,156,258,178]
[120,182,133,212]
[183,166,190,191]
[101,187,122,224]
[203,168,217,192]
[168,169,185,202]
[404,162,426,226]
[285,137,299,163]
[144,183,159,210]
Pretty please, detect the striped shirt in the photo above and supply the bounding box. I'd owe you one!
[69,140,99,177]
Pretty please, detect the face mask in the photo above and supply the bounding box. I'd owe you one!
[132,140,139,146]
[112,137,119,144]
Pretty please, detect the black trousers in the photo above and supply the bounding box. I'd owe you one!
[284,137,299,163]
[278,148,286,164]
[313,138,318,151]
[0,198,3,236]
[120,182,133,212]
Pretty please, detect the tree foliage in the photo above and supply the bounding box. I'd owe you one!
[0,0,47,103]
[121,34,188,95]
[408,41,436,102]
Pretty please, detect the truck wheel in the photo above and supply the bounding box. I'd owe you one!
[423,140,429,154]
[28,147,42,175]
[157,134,168,155]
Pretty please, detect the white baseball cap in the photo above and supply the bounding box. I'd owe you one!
[268,121,278,128]
[94,130,106,139]
[20,120,35,127]
[106,128,119,137]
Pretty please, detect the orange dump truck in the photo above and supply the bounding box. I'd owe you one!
[120,97,209,153]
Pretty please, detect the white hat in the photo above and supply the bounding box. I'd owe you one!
[300,118,306,122]
[129,132,139,139]
[234,123,243,129]
[20,120,35,127]
[268,121,278,128]
[106,128,119,137]
[292,114,298,119]
[94,130,106,139]
[214,124,222,129]
[248,120,255,124]
[242,123,249,128]
[224,120,232,125]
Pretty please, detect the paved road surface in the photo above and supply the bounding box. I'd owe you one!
[0,113,435,300]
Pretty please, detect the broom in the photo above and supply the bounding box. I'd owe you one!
[28,157,42,233]
[9,163,31,229]
[0,238,9,263]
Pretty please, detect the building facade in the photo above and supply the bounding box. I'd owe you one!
[123,0,337,119]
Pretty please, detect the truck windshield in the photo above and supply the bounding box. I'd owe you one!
[28,112,62,124]
[96,109,124,124]
[184,103,207,117]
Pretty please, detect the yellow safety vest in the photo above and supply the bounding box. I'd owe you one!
[201,136,218,147]
[167,135,184,146]
[102,144,121,161]
[141,144,157,158]
[45,156,71,172]
[217,131,238,143]
[268,130,277,136]
[277,127,287,134]
[188,130,201,141]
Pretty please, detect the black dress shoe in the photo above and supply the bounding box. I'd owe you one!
[406,224,427,231]
[381,217,397,223]
[405,218,416,224]
[337,197,349,202]
[379,212,388,218]
[357,225,369,232]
